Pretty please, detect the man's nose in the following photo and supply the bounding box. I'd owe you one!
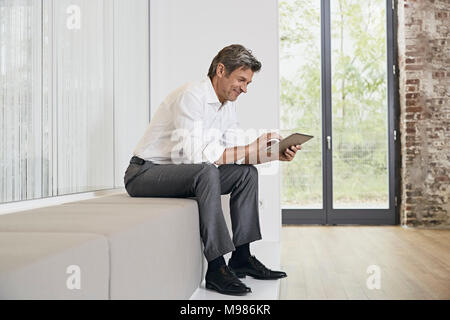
[241,83,247,93]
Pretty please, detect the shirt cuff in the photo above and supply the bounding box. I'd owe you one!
[202,140,226,164]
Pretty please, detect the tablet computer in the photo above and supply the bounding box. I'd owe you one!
[266,133,314,154]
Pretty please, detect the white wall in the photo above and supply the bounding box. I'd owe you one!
[113,0,150,187]
[150,0,281,242]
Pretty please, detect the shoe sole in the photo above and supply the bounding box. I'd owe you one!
[234,270,287,280]
[205,281,251,296]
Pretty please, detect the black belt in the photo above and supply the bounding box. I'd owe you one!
[130,156,145,165]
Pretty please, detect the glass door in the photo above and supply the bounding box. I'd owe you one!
[280,0,397,225]
[279,0,324,214]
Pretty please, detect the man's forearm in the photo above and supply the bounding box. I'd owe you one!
[214,144,274,165]
[214,145,254,165]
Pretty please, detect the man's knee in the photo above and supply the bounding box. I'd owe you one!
[198,163,220,181]
[245,164,258,182]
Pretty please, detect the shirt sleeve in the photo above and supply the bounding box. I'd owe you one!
[221,105,247,148]
[221,105,248,164]
[173,91,226,164]
[203,139,227,164]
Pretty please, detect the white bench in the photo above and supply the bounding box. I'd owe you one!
[0,232,109,299]
[0,193,211,299]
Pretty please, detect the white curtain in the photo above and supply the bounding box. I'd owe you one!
[0,0,114,203]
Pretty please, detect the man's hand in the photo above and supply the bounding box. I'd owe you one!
[250,132,283,152]
[278,145,302,162]
[214,131,282,165]
[214,133,301,165]
[246,132,283,164]
[248,133,303,163]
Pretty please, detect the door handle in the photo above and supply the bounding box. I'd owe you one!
[327,136,331,150]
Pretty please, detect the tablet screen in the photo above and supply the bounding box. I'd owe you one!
[266,133,313,154]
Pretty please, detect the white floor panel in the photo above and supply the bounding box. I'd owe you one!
[190,241,282,300]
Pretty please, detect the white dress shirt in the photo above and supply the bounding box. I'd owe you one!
[133,78,246,164]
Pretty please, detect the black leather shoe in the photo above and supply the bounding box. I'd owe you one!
[205,265,252,296]
[229,255,287,280]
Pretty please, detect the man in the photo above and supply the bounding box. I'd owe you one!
[124,44,302,296]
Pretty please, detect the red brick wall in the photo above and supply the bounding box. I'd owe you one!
[397,0,450,227]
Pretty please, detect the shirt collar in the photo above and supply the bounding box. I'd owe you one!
[206,78,230,109]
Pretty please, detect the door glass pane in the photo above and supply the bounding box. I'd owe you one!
[331,0,389,209]
[279,0,323,209]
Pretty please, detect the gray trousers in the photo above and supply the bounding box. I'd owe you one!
[123,157,262,262]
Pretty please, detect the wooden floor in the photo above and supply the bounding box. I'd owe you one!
[279,226,450,300]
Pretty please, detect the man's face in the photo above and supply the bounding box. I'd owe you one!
[216,64,254,103]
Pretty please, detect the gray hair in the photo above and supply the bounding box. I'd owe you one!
[207,44,262,79]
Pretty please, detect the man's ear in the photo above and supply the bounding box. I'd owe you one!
[216,63,226,78]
